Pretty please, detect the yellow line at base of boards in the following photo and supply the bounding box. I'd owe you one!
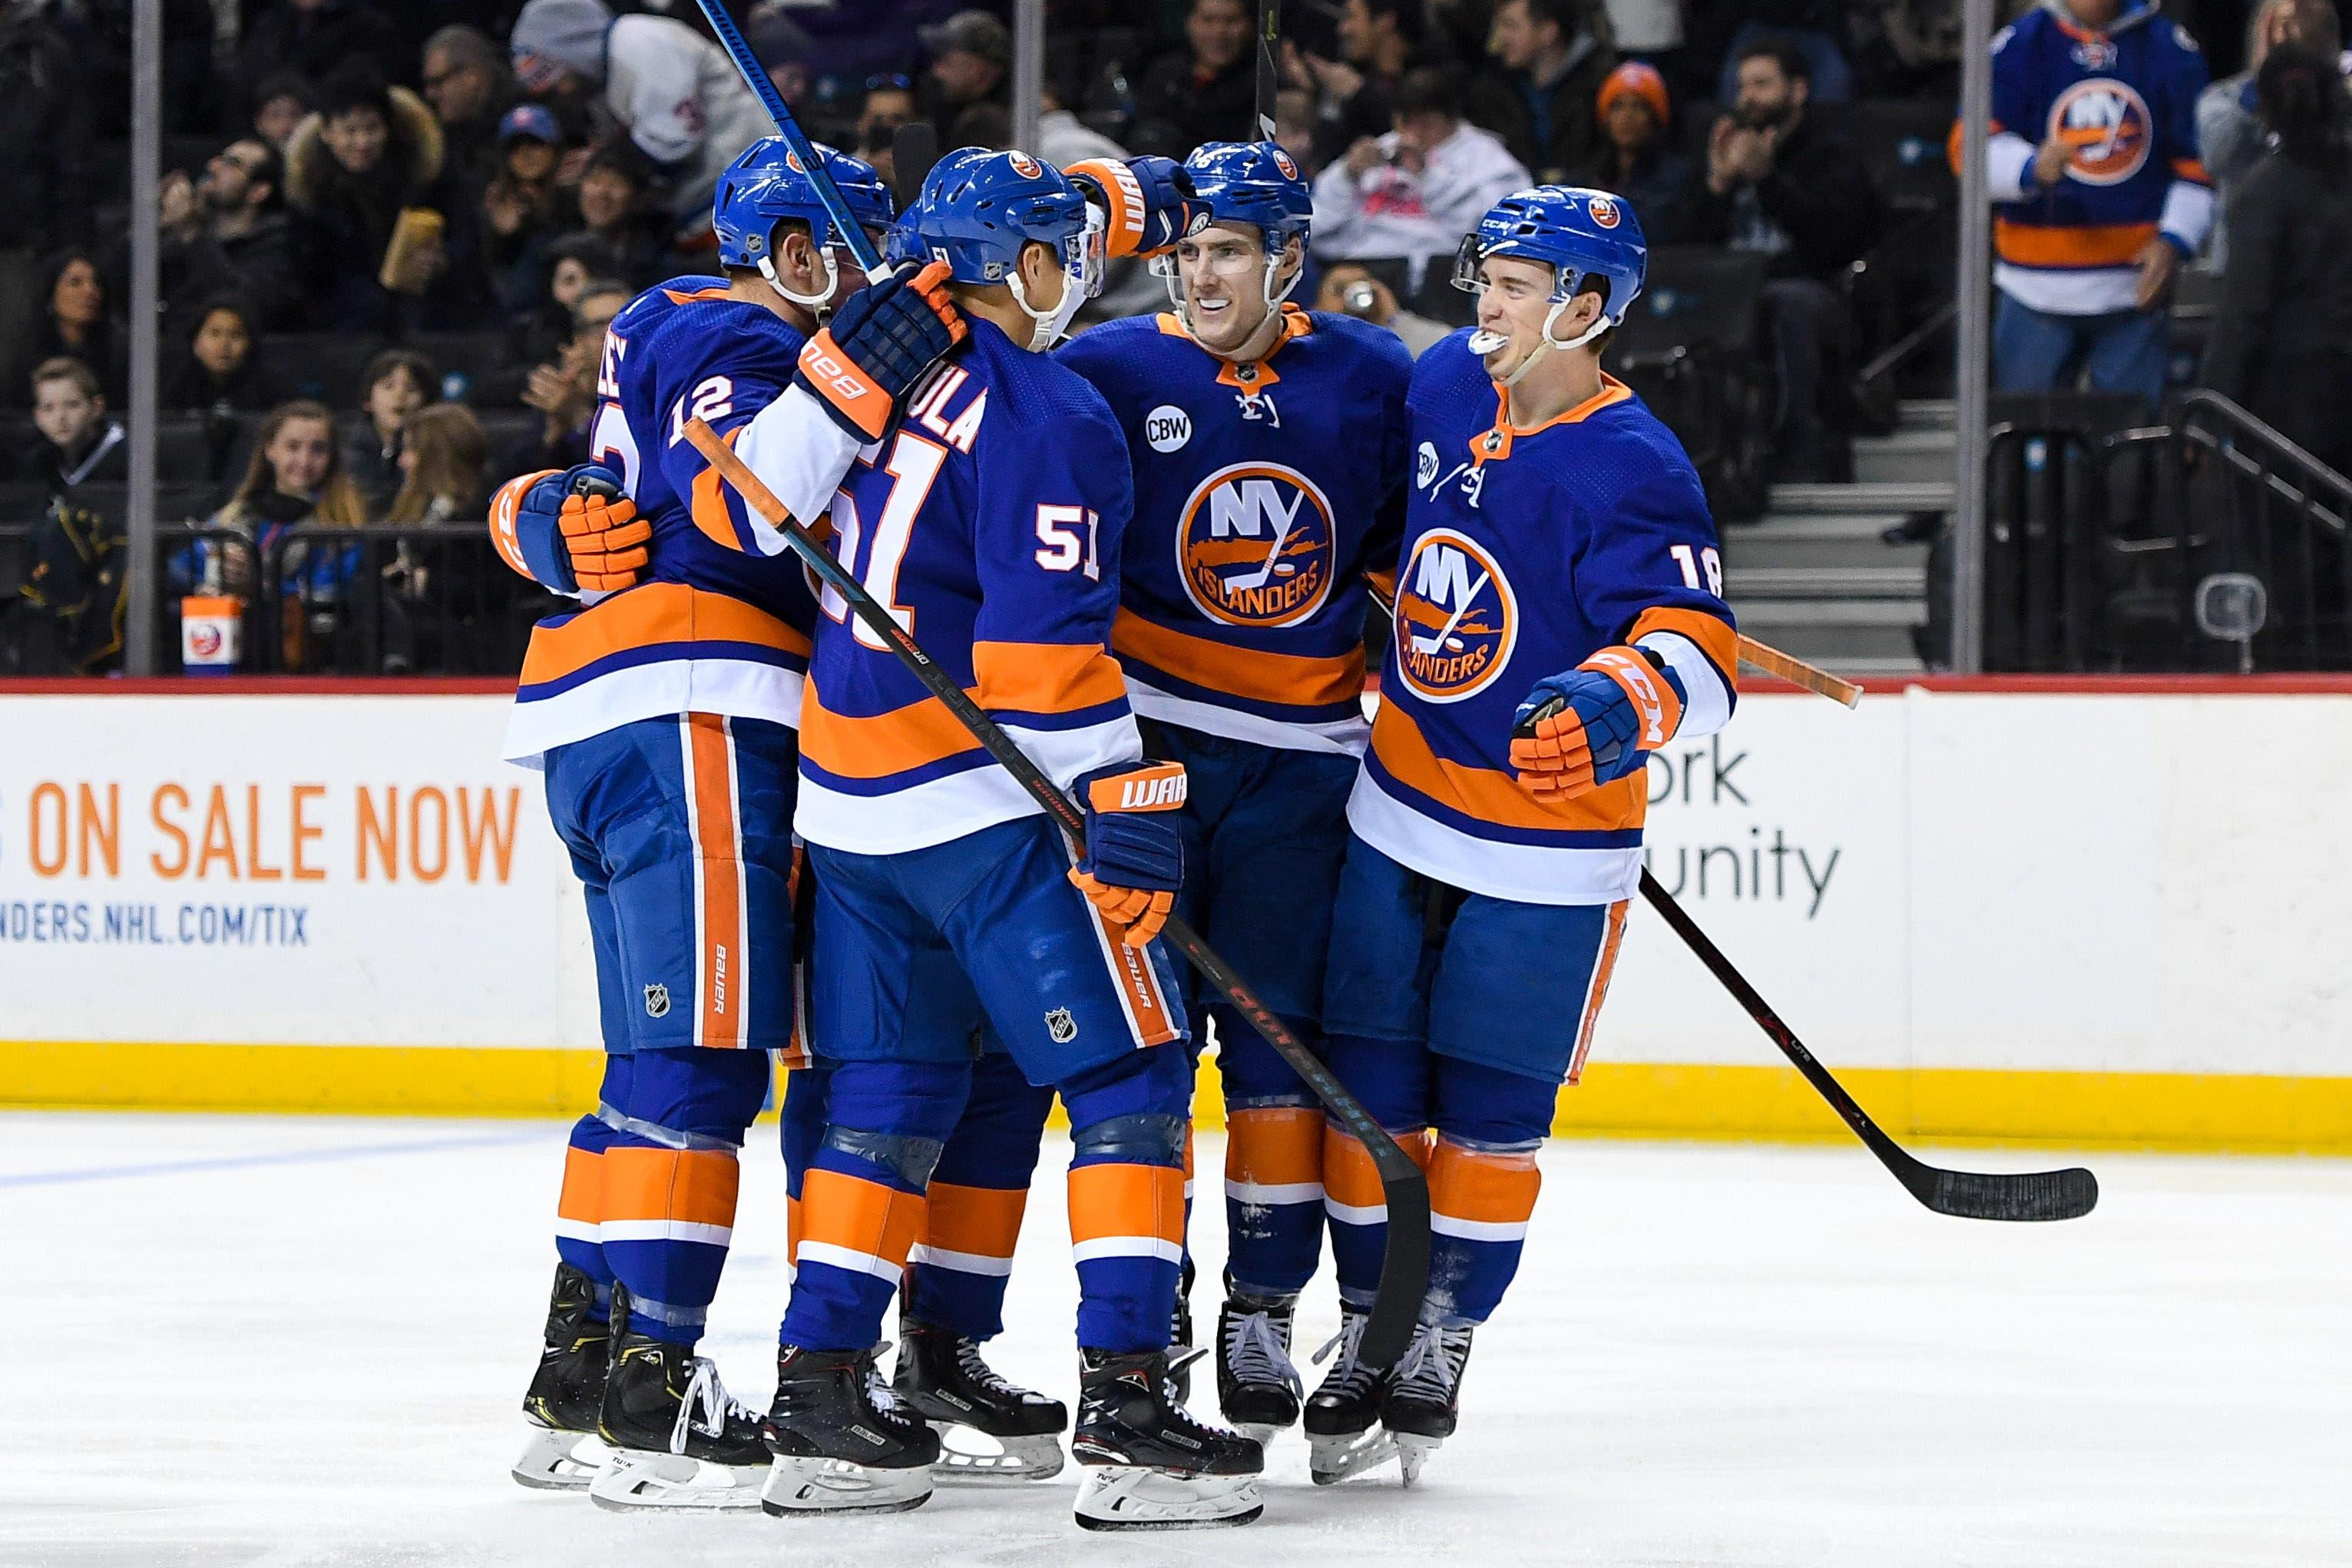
[6,1040,2351,1154]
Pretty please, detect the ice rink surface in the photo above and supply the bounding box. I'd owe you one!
[6,1112,2349,1568]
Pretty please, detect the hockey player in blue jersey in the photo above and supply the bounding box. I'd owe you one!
[758,147,1265,1529]
[1055,141,1414,1445]
[492,137,968,1510]
[1301,187,1739,1486]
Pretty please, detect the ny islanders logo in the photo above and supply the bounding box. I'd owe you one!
[1588,194,1622,229]
[1177,462,1336,627]
[2046,78,2152,187]
[1394,529,1516,702]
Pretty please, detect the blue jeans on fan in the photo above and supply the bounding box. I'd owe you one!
[1992,293,2169,418]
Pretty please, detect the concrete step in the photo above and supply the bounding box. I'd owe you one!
[1725,564,1925,600]
[1730,596,1927,630]
[1733,614,1927,667]
[1728,531,1930,571]
[1854,427,1956,484]
[1738,511,1914,541]
[1898,397,1956,431]
[1769,480,1954,514]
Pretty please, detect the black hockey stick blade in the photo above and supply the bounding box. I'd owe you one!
[1636,869,2097,1222]
[892,121,938,212]
[687,420,1435,1365]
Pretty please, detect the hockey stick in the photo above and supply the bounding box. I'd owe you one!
[1254,0,1282,140]
[1736,636,1861,707]
[686,418,1433,1367]
[1634,869,2097,1221]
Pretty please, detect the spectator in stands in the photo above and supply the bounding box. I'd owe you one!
[178,400,362,599]
[918,11,1008,131]
[346,349,434,516]
[568,147,670,286]
[1133,0,1259,157]
[286,65,491,333]
[1275,86,1325,178]
[422,24,518,190]
[162,297,286,415]
[0,0,95,254]
[1039,78,1128,167]
[241,0,396,103]
[1689,37,1881,481]
[1967,0,2211,416]
[857,74,920,188]
[1712,1,1857,106]
[1318,261,1452,355]
[1573,61,1695,244]
[510,0,769,225]
[503,283,621,475]
[1470,0,1616,184]
[387,403,491,524]
[482,105,571,303]
[8,251,125,409]
[1287,0,1425,169]
[251,72,313,154]
[510,233,620,363]
[1313,68,1533,296]
[2198,0,2344,270]
[2201,45,2352,481]
[20,359,126,497]
[151,140,298,332]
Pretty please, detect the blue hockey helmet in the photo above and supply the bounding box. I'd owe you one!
[886,147,1103,345]
[1452,185,1649,327]
[713,137,894,303]
[1183,141,1314,250]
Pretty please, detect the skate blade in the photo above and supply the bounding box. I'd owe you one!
[1232,1421,1286,1448]
[1393,1432,1442,1487]
[760,1454,935,1517]
[587,1450,766,1512]
[1074,1467,1262,1530]
[926,1424,1065,1484]
[510,1425,610,1491]
[1306,1427,1398,1486]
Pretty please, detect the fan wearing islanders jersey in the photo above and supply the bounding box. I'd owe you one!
[758,148,1265,1530]
[1055,141,1414,1446]
[485,138,964,1510]
[1302,188,1737,1487]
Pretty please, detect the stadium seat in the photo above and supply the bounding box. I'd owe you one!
[265,333,390,409]
[154,415,213,485]
[0,481,51,524]
[1607,246,1771,521]
[1848,100,1957,220]
[402,331,522,405]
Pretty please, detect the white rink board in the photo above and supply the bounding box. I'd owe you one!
[2,689,2350,1078]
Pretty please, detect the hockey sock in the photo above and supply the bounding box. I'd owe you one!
[1424,1136,1542,1325]
[1063,1044,1192,1351]
[777,1059,965,1353]
[905,1051,1051,1339]
[553,1113,617,1322]
[1224,1103,1325,1299]
[600,1140,742,1348]
[1322,1117,1432,1310]
[779,1061,832,1283]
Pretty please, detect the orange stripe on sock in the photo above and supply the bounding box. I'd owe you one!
[1322,1122,1430,1212]
[557,1144,604,1226]
[786,1192,802,1266]
[600,1145,742,1228]
[799,1166,928,1267]
[1428,1139,1541,1227]
[1067,1163,1186,1247]
[923,1182,1029,1261]
[1228,1106,1323,1187]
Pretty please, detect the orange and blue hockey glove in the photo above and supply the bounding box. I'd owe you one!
[793,259,967,441]
[1066,155,1208,258]
[1509,647,1685,802]
[1065,760,1189,948]
[490,464,648,595]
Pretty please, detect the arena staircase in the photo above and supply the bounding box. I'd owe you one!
[1724,399,1954,677]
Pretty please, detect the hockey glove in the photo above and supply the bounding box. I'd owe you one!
[1509,647,1686,802]
[491,465,648,595]
[794,260,967,442]
[1066,760,1188,948]
[1066,155,1209,258]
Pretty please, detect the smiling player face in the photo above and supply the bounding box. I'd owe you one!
[1175,220,1298,357]
[1471,255,1599,381]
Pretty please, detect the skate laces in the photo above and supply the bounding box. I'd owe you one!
[1224,1308,1303,1398]
[1391,1323,1469,1402]
[862,1343,911,1419]
[673,1357,757,1454]
[951,1335,1048,1404]
[1311,1310,1381,1398]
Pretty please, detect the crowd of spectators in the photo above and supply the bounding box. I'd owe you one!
[0,0,2346,674]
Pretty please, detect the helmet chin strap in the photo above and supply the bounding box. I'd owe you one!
[760,246,842,319]
[1478,296,1610,389]
[1006,269,1079,351]
[1163,246,1299,362]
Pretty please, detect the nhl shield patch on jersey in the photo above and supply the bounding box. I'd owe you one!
[1046,1007,1079,1044]
[643,984,672,1018]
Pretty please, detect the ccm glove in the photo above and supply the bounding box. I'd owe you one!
[1509,646,1686,802]
[1065,760,1189,948]
[1066,155,1208,257]
[491,465,648,595]
[794,259,966,441]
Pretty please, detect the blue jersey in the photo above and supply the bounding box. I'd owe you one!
[1971,2,2211,314]
[504,277,821,763]
[794,316,1143,856]
[1056,307,1413,755]
[1352,330,1738,905]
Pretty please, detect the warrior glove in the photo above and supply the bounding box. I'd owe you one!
[1066,156,1209,258]
[1066,761,1189,948]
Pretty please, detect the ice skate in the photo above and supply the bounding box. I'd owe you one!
[1070,1347,1263,1530]
[1381,1322,1474,1486]
[1303,1302,1397,1484]
[894,1317,1067,1482]
[586,1301,772,1511]
[1167,1253,1198,1404]
[1214,1285,1304,1444]
[759,1343,939,1516]
[511,1262,613,1490]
